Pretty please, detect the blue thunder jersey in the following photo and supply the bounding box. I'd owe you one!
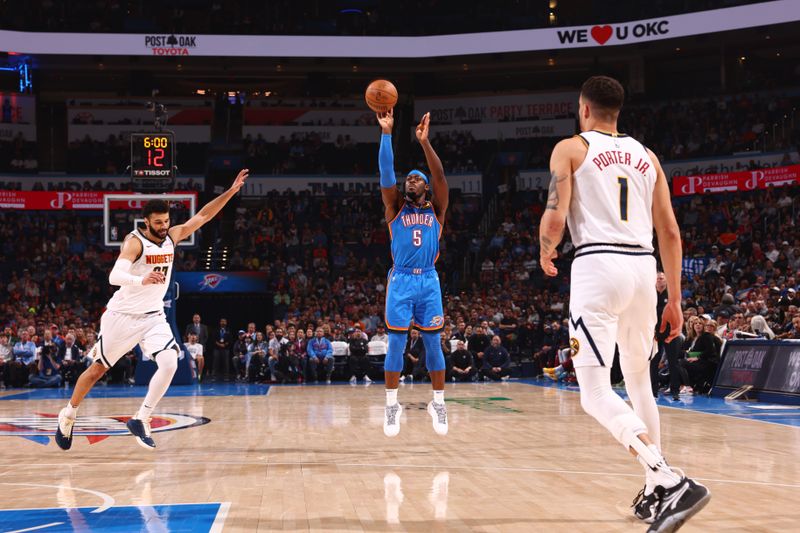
[388,201,442,269]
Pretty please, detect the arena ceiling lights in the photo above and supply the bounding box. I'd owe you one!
[0,1,798,58]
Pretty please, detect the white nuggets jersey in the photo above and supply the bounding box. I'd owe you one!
[568,131,657,253]
[106,229,175,314]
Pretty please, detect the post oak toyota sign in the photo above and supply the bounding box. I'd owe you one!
[1,1,798,57]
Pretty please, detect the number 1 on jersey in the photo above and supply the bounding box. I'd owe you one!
[412,229,422,247]
[617,176,629,221]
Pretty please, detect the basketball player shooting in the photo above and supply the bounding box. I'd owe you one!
[538,76,709,533]
[55,169,249,451]
[376,109,449,437]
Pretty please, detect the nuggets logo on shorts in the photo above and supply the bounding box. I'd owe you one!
[570,337,580,356]
[430,315,444,327]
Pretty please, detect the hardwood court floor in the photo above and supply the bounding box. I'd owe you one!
[0,381,798,532]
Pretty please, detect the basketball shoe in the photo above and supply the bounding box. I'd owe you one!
[127,416,156,450]
[632,485,658,523]
[647,476,710,533]
[427,401,448,435]
[383,403,403,437]
[55,408,75,450]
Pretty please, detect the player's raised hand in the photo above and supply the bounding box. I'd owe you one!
[143,271,166,285]
[660,300,684,343]
[377,108,394,134]
[540,248,558,277]
[230,168,249,193]
[415,112,430,143]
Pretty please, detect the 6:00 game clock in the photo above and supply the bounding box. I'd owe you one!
[130,133,175,178]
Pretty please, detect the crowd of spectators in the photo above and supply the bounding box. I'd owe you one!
[1,179,799,390]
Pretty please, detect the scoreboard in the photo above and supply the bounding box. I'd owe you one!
[130,133,175,179]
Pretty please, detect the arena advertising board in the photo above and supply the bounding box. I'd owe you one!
[672,164,800,196]
[0,190,196,210]
[415,93,578,123]
[0,2,797,57]
[713,341,800,398]
[240,174,483,196]
[662,151,799,179]
[174,272,269,293]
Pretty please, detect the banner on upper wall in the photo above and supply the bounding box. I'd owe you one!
[429,118,574,141]
[416,93,578,124]
[175,272,269,293]
[243,125,375,143]
[0,190,195,210]
[1,2,796,57]
[662,150,800,179]
[517,170,551,190]
[0,176,204,191]
[243,107,371,126]
[672,164,800,196]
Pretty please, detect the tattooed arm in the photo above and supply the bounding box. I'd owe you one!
[539,137,583,277]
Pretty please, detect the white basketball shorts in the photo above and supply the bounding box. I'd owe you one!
[90,309,178,368]
[568,252,657,371]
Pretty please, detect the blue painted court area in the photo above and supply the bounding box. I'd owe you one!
[0,502,223,533]
[0,382,269,401]
[518,378,800,429]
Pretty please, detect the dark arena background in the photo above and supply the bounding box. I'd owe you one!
[1,1,800,532]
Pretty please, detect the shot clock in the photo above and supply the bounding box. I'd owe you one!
[130,133,175,179]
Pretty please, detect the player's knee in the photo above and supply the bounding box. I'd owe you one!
[421,332,445,371]
[156,347,179,373]
[385,332,406,373]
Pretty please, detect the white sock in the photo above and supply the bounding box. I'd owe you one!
[433,390,445,404]
[137,350,177,419]
[386,389,398,406]
[638,444,680,490]
[64,403,78,419]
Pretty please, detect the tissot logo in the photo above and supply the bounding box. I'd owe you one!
[557,20,670,46]
[0,413,209,445]
[145,34,198,56]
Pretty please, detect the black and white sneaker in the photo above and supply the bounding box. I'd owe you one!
[632,485,658,523]
[647,477,710,533]
[55,408,75,450]
[127,417,156,450]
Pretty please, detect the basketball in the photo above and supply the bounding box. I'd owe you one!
[365,79,398,113]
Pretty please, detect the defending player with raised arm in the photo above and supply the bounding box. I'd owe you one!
[376,108,451,437]
[538,75,708,533]
[56,169,248,451]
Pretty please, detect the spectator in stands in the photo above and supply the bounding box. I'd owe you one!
[185,333,205,381]
[718,312,743,340]
[347,327,371,384]
[268,327,289,381]
[777,315,800,339]
[448,340,476,382]
[370,324,388,344]
[246,331,268,382]
[212,318,232,378]
[0,333,10,387]
[480,336,511,381]
[681,317,722,394]
[287,329,307,382]
[468,325,489,370]
[232,330,249,381]
[185,313,209,347]
[13,330,36,366]
[750,315,776,339]
[274,342,300,384]
[29,348,62,388]
[307,327,334,383]
[57,333,84,385]
[451,321,468,341]
[440,331,451,361]
[402,328,427,383]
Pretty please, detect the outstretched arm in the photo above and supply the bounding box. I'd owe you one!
[539,138,580,277]
[169,168,249,243]
[416,112,448,223]
[377,109,402,221]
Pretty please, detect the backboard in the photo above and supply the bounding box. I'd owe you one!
[103,193,197,247]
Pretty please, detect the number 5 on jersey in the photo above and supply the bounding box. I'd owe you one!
[412,229,422,247]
